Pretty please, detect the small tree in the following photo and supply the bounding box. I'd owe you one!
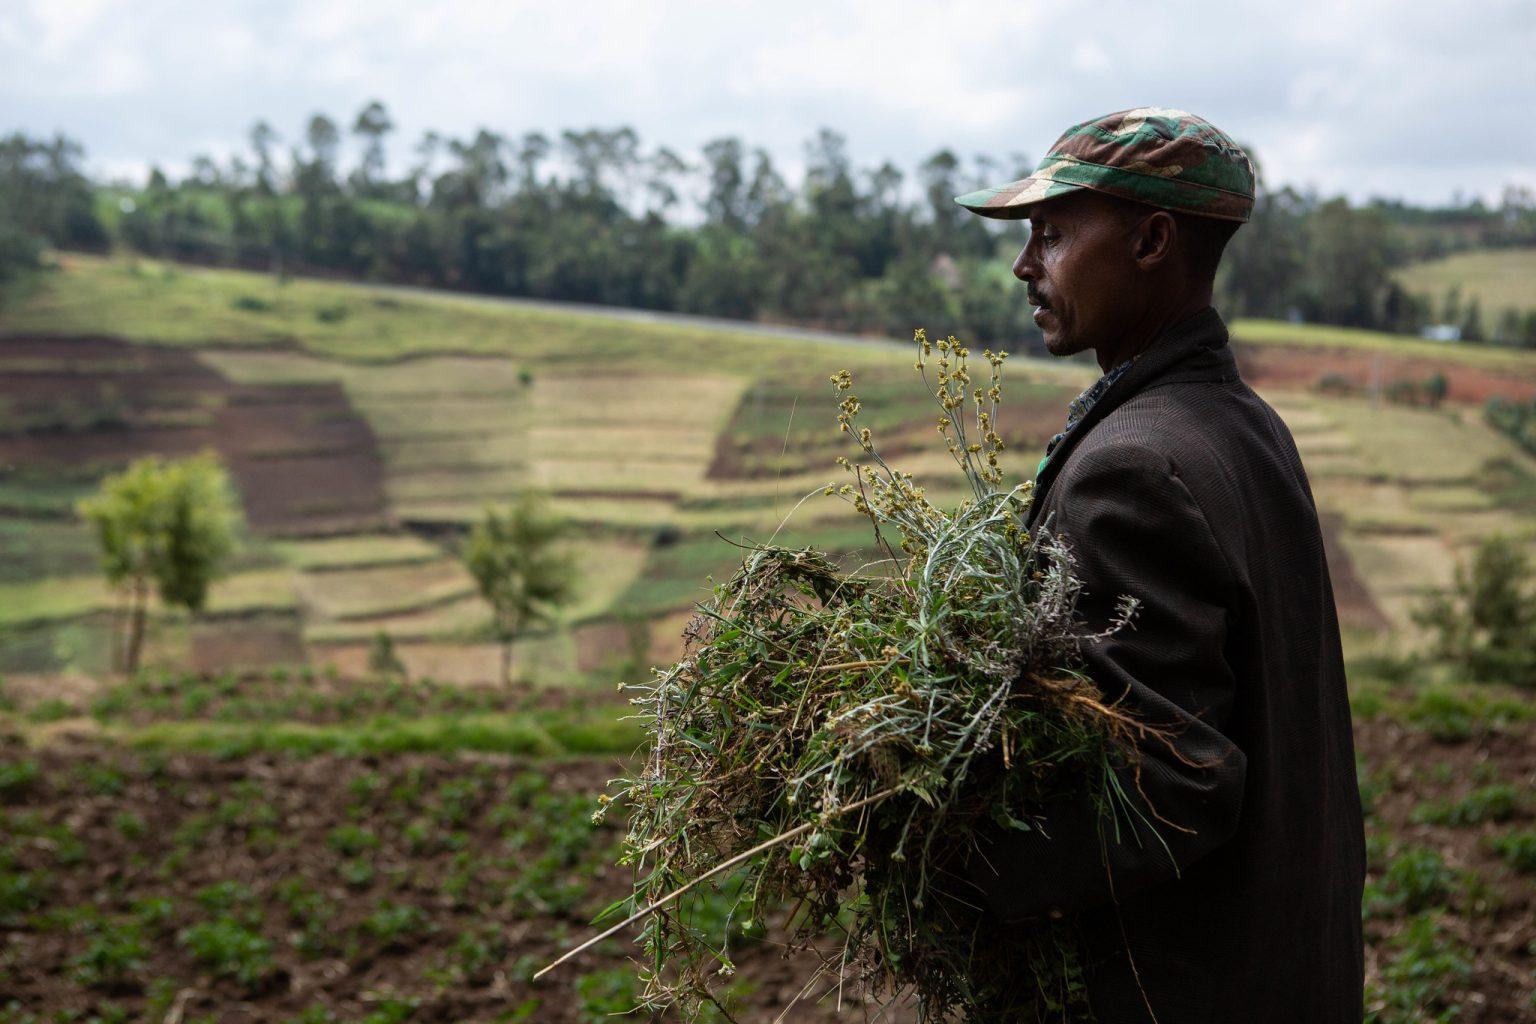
[77,453,241,675]
[1413,535,1536,688]
[463,494,576,686]
[368,629,407,679]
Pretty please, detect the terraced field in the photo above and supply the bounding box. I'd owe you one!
[3,253,1535,684]
[4,253,1536,1021]
[0,255,1087,683]
[1268,392,1536,636]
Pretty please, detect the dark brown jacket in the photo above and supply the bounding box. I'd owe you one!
[966,306,1366,1022]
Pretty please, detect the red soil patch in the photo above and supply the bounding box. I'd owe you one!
[572,619,641,673]
[1233,342,1536,405]
[188,614,307,674]
[0,334,389,535]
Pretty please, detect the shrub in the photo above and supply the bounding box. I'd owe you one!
[1413,533,1536,688]
[362,900,429,946]
[367,630,406,679]
[69,926,148,988]
[24,698,72,723]
[230,294,272,313]
[1412,784,1526,826]
[0,870,44,924]
[1368,846,1457,915]
[1316,372,1354,395]
[1399,683,1536,741]
[0,760,38,800]
[1364,913,1472,1023]
[1488,829,1536,873]
[177,918,273,985]
[326,824,380,857]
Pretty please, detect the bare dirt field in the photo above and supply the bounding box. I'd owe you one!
[2,702,1530,1022]
[0,334,390,536]
[1234,342,1536,405]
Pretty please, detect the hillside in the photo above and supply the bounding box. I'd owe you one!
[1,253,1535,683]
[1394,247,1536,321]
[4,253,1536,1022]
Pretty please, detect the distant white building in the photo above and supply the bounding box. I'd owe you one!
[1419,324,1461,342]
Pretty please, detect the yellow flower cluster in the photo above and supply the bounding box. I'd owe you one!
[825,326,1019,564]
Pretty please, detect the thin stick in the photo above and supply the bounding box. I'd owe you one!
[813,659,898,673]
[534,785,902,980]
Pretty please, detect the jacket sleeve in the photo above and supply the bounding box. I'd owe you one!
[961,441,1248,923]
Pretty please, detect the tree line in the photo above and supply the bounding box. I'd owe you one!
[4,104,1536,348]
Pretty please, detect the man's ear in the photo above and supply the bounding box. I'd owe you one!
[1132,211,1177,269]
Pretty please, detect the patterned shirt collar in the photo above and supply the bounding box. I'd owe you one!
[1036,357,1135,476]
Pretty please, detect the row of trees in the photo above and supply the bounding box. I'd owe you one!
[5,105,1536,345]
[0,133,108,285]
[81,452,572,682]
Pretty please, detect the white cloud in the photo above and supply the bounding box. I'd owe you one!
[1069,41,1111,75]
[0,0,1531,205]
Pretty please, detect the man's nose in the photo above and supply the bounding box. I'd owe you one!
[1011,245,1035,283]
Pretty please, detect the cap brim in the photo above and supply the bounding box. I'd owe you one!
[953,176,1087,220]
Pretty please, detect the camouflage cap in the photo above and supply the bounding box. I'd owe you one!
[954,107,1256,223]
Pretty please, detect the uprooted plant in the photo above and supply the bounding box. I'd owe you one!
[544,330,1168,1021]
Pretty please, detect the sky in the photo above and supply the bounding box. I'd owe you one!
[3,0,1534,208]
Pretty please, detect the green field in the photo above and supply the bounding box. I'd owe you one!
[1395,247,1536,320]
[0,254,1090,680]
[4,252,1536,680]
[3,253,1536,1019]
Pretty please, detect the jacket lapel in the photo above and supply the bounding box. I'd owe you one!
[1026,306,1237,531]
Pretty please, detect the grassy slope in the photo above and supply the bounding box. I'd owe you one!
[1231,316,1536,369]
[0,256,1082,678]
[6,253,1536,678]
[0,254,963,375]
[1392,247,1536,320]
[1268,390,1536,640]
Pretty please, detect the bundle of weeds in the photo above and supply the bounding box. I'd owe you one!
[593,333,1153,1021]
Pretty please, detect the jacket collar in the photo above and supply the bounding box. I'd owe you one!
[1026,305,1238,530]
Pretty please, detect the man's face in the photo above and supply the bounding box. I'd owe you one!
[1011,190,1152,359]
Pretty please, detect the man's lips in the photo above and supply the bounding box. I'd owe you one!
[1032,306,1053,325]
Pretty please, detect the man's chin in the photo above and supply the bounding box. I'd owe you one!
[1042,331,1090,358]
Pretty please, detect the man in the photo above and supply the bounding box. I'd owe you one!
[950,108,1366,1022]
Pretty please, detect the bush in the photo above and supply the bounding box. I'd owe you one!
[1488,829,1536,873]
[1366,846,1457,916]
[1412,784,1526,826]
[230,294,272,313]
[1413,535,1536,688]
[367,630,406,678]
[1315,373,1354,395]
[1364,913,1472,1023]
[1399,683,1536,741]
[0,760,39,800]
[177,917,274,985]
[69,926,148,988]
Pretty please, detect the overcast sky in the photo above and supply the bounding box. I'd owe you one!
[4,0,1533,207]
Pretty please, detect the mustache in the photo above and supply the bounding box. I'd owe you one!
[1026,285,1050,309]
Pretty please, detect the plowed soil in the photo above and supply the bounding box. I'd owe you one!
[1,709,1531,1021]
[1233,342,1536,405]
[0,335,389,535]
